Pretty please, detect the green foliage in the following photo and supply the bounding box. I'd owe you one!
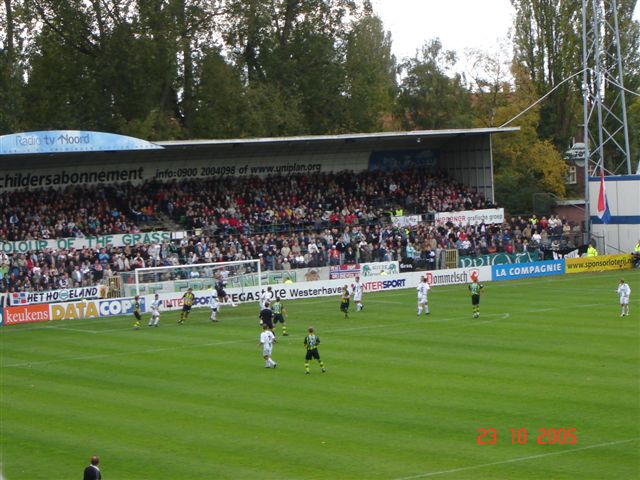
[511,0,583,147]
[120,110,186,141]
[241,82,307,137]
[2,271,638,479]
[511,0,640,164]
[397,39,473,130]
[343,13,397,132]
[22,30,110,131]
[490,64,567,212]
[628,95,640,173]
[191,48,247,138]
[1,0,631,197]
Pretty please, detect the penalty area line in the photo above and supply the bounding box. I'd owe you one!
[392,438,638,480]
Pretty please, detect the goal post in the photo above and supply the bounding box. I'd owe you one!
[126,259,261,297]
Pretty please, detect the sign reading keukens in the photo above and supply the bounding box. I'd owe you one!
[0,130,164,155]
[492,260,565,281]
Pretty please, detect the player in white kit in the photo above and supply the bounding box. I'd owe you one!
[617,279,631,317]
[259,324,277,368]
[352,276,364,311]
[209,290,220,322]
[260,286,274,310]
[148,293,162,327]
[417,276,431,315]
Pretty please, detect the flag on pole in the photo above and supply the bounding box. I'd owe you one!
[596,170,611,224]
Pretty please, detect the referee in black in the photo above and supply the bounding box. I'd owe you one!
[259,301,274,331]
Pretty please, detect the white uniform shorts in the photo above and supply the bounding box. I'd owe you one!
[263,345,273,356]
[620,296,630,305]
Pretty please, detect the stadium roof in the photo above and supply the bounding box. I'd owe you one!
[0,127,519,168]
[156,127,519,155]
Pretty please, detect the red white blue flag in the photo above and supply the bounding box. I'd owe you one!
[596,170,611,224]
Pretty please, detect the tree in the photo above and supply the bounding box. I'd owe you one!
[491,64,568,213]
[0,0,28,132]
[511,0,640,161]
[511,0,583,147]
[240,82,306,137]
[396,39,473,130]
[464,45,513,128]
[343,10,397,132]
[191,48,246,138]
[219,0,358,134]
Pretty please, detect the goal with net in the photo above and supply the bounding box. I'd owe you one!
[119,259,262,299]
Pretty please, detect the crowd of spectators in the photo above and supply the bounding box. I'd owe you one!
[162,169,490,234]
[0,169,583,294]
[0,184,153,241]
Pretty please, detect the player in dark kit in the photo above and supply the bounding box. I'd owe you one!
[259,301,275,330]
[179,287,195,324]
[304,327,326,374]
[271,296,288,336]
[340,285,350,319]
[132,295,142,329]
[468,277,484,318]
[216,278,237,307]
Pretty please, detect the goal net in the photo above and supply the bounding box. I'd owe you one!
[119,259,261,297]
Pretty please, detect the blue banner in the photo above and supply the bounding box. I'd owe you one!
[0,131,164,155]
[492,260,565,281]
[0,293,5,326]
[369,149,438,171]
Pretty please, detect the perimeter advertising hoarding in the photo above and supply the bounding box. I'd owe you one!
[3,304,50,325]
[329,261,399,280]
[2,297,144,325]
[149,266,492,312]
[9,286,102,306]
[492,260,565,281]
[459,252,541,267]
[565,254,633,274]
[1,267,491,324]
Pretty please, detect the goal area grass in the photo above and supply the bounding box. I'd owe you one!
[2,270,638,479]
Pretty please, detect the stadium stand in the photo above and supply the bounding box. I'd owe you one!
[0,169,581,293]
[0,184,156,241]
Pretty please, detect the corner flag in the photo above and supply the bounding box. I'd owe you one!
[596,170,611,224]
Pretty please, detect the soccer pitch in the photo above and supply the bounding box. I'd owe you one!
[1,270,638,479]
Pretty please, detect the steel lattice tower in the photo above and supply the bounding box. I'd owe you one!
[581,0,633,177]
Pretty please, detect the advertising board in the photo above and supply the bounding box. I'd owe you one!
[492,260,565,281]
[9,286,102,305]
[3,304,50,325]
[565,254,633,274]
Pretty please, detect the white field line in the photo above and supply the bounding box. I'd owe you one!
[392,438,638,480]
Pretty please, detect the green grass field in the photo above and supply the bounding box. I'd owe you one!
[1,270,639,479]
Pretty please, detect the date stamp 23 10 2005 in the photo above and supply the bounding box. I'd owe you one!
[477,427,577,445]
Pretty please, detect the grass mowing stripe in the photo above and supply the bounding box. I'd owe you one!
[2,270,638,479]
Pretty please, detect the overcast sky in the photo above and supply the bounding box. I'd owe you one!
[372,0,640,63]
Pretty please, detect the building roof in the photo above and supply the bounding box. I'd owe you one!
[0,127,519,170]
